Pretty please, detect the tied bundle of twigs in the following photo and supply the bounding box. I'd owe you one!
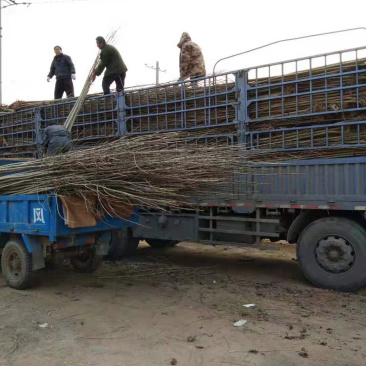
[0,133,259,216]
[7,95,99,112]
[0,104,13,113]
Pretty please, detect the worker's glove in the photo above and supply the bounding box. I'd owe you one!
[47,77,51,82]
[71,74,76,80]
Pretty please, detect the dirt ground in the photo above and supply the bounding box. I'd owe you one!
[0,241,365,366]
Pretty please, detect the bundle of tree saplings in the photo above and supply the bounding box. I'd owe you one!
[0,133,260,217]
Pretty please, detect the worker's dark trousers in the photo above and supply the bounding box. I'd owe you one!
[54,78,74,99]
[102,73,126,95]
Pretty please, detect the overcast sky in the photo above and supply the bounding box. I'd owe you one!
[1,0,366,104]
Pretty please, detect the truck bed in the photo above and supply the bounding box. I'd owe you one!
[0,194,137,241]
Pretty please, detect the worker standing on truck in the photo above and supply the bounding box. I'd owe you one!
[42,124,72,157]
[91,36,128,95]
[47,46,76,99]
[177,32,206,81]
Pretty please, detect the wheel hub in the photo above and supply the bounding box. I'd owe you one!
[315,235,355,273]
[7,251,22,280]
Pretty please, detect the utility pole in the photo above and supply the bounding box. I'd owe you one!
[0,0,31,105]
[145,61,166,85]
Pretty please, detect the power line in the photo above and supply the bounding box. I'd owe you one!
[2,0,31,9]
[31,0,97,4]
[2,0,99,8]
[213,27,366,74]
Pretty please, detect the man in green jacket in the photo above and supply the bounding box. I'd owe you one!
[91,36,128,95]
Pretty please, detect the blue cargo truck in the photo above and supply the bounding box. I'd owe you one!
[2,46,366,291]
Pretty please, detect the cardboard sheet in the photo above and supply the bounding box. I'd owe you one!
[60,195,97,228]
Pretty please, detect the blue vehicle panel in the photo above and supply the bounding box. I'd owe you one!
[0,194,137,242]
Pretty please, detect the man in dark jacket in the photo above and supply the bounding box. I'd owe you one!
[42,124,72,157]
[92,36,127,95]
[47,46,76,99]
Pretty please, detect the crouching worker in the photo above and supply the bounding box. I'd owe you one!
[42,124,72,157]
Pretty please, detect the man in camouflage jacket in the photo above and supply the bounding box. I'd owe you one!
[177,32,206,81]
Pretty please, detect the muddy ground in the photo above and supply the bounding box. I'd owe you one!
[0,241,365,366]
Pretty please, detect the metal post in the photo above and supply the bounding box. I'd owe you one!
[156,61,159,85]
[34,108,44,158]
[234,70,253,209]
[116,93,127,137]
[236,69,250,145]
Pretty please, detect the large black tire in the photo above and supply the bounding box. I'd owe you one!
[145,239,179,249]
[1,237,32,290]
[106,229,140,260]
[70,249,103,273]
[297,217,366,291]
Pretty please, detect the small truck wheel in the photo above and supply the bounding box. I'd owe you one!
[1,238,32,290]
[70,249,103,273]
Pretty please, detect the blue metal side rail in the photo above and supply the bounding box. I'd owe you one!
[245,46,366,121]
[248,119,366,151]
[244,46,366,153]
[124,73,237,135]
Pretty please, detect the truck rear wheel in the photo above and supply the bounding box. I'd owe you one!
[1,238,32,290]
[297,217,366,291]
[145,239,179,248]
[106,229,140,260]
[70,249,103,273]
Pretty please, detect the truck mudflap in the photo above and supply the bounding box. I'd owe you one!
[22,234,45,271]
[96,232,111,256]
